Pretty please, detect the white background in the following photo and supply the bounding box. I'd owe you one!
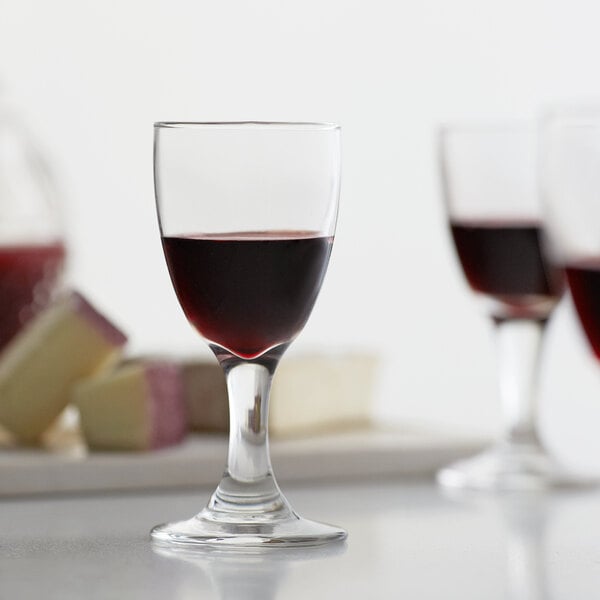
[2,0,600,471]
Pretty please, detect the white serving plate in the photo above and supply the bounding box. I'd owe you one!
[0,426,487,496]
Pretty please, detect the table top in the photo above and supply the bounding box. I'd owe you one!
[1,477,599,599]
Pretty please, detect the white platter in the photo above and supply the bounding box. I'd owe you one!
[0,426,487,497]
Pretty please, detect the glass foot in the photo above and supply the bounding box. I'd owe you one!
[151,508,347,549]
[437,442,592,491]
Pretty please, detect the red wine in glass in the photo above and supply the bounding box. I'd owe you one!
[0,241,65,350]
[566,260,600,360]
[162,231,333,359]
[450,220,564,319]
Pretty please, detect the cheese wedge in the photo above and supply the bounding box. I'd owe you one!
[74,361,187,451]
[0,292,127,444]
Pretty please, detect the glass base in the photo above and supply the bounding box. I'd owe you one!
[437,442,591,492]
[151,508,347,549]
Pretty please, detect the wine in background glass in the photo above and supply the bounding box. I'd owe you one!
[449,222,562,320]
[438,124,567,491]
[0,110,65,350]
[152,122,345,548]
[541,110,600,372]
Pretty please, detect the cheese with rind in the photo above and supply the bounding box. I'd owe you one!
[0,292,127,444]
[74,361,187,451]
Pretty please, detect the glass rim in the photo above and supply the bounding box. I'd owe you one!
[154,121,340,131]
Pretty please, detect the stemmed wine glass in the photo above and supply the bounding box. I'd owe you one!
[437,123,566,490]
[540,110,600,384]
[152,121,345,547]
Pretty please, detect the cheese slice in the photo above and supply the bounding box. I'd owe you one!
[0,292,127,444]
[180,354,378,438]
[74,361,187,451]
[269,354,378,437]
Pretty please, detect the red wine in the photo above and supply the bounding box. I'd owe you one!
[566,260,600,360]
[0,242,65,350]
[450,221,563,319]
[162,231,333,359]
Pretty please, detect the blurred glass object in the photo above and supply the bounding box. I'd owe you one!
[540,108,600,362]
[437,123,570,491]
[0,96,65,351]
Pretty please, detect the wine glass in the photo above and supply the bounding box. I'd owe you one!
[540,110,600,384]
[437,123,566,490]
[0,107,65,351]
[152,121,345,548]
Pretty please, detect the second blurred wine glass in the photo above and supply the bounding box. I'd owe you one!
[437,123,566,491]
[541,110,600,386]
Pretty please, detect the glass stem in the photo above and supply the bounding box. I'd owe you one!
[207,358,292,518]
[494,318,547,449]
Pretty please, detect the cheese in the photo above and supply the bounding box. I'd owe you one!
[0,292,127,444]
[74,361,187,451]
[269,354,378,437]
[181,361,228,432]
[181,354,378,438]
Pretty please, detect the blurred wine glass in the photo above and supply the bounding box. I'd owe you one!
[437,123,568,491]
[0,104,65,351]
[540,109,600,365]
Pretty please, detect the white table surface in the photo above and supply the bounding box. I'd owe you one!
[2,477,599,599]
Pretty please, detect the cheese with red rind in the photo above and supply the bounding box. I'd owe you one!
[74,361,187,451]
